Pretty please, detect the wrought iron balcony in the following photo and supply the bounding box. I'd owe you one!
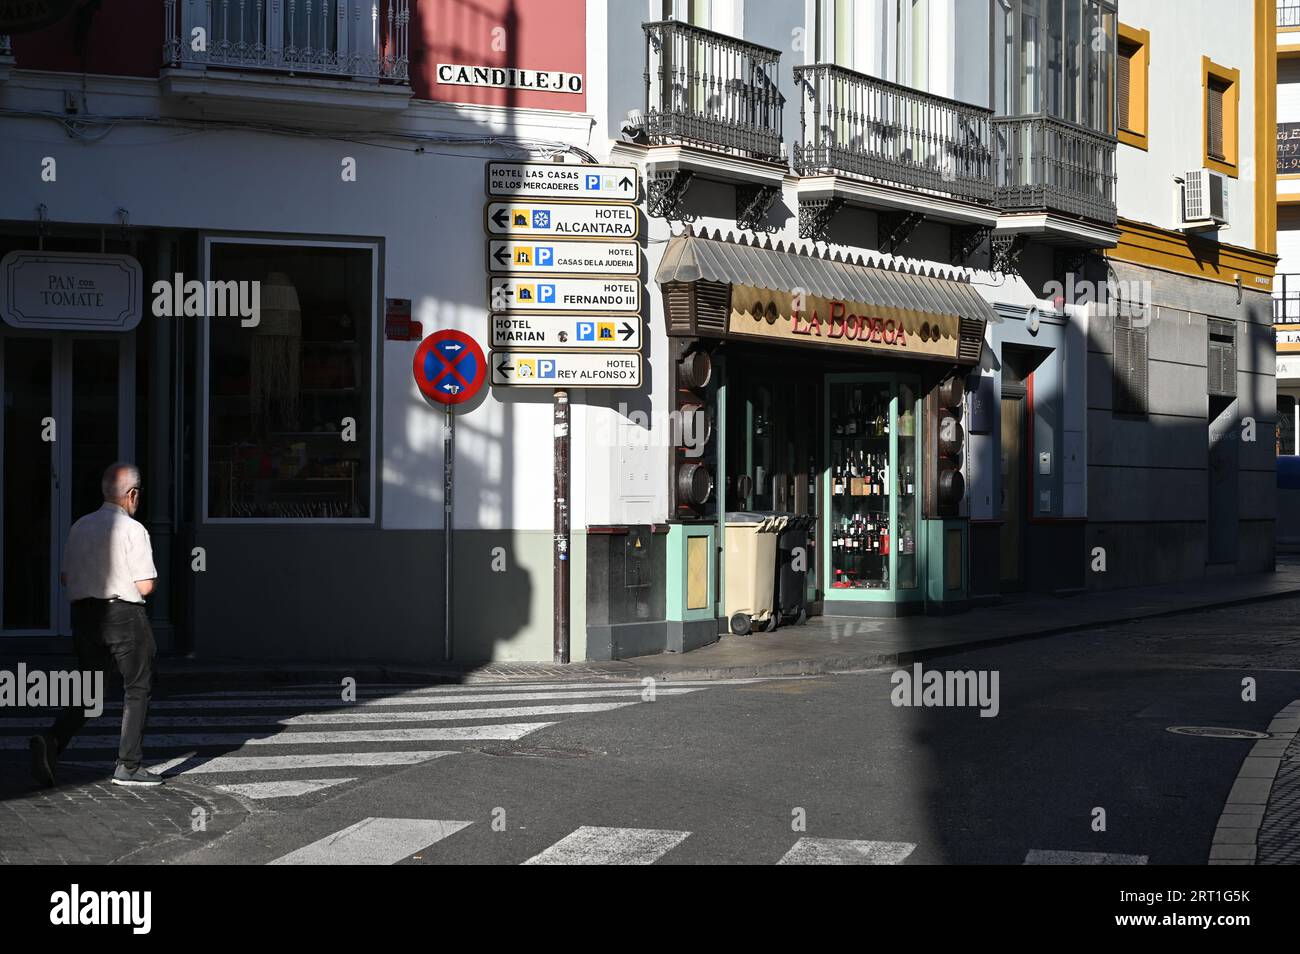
[1275,274,1300,324]
[642,20,784,163]
[793,63,993,205]
[993,115,1117,225]
[1281,2,1300,27]
[163,0,409,83]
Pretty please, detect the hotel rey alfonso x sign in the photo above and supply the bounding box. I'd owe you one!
[1,250,144,332]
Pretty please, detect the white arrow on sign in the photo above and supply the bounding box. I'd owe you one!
[491,314,641,350]
[490,277,640,313]
[491,352,642,388]
[487,162,639,201]
[485,201,638,238]
[487,239,639,276]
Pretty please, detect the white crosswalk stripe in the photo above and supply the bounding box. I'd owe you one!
[777,838,916,865]
[522,826,691,865]
[1,679,729,803]
[269,817,472,865]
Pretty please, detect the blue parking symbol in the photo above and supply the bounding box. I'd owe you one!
[536,246,554,267]
[585,174,601,191]
[538,284,556,304]
[577,322,595,341]
[538,360,557,379]
[532,210,550,229]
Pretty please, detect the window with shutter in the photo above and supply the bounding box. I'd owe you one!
[1207,318,1236,398]
[1207,79,1227,161]
[1117,42,1133,132]
[1112,306,1149,416]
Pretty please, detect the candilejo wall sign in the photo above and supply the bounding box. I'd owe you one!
[729,286,961,360]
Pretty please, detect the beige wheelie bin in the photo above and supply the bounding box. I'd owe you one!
[723,512,787,635]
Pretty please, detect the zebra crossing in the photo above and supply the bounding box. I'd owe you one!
[259,818,1151,865]
[1,678,766,801]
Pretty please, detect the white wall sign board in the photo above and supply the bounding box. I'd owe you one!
[1279,357,1300,381]
[491,314,641,350]
[487,240,639,276]
[1,250,143,331]
[485,202,638,238]
[436,64,583,93]
[487,162,638,201]
[491,352,642,388]
[490,277,640,313]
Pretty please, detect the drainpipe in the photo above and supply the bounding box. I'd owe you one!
[147,234,175,650]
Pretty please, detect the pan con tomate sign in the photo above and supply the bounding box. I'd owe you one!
[728,286,962,360]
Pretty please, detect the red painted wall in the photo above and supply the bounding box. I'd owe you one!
[9,0,162,78]
[6,0,588,114]
[410,0,587,111]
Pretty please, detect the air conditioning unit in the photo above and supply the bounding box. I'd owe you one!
[1179,168,1229,231]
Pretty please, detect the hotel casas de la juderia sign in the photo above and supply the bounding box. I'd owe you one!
[729,285,961,360]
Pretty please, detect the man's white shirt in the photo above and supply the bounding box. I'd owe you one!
[63,503,157,604]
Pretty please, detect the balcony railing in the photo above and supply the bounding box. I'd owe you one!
[793,63,993,205]
[642,19,784,163]
[1275,274,1300,324]
[1281,2,1300,27]
[993,115,1117,225]
[163,0,409,83]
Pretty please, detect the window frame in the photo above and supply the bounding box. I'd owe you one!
[1202,56,1240,178]
[198,234,381,526]
[1116,22,1149,150]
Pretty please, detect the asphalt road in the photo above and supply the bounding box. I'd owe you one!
[85,596,1300,866]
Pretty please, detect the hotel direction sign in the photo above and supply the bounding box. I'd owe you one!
[490,277,640,313]
[487,162,638,202]
[491,351,642,388]
[487,239,639,276]
[1,250,143,332]
[491,314,641,350]
[728,286,961,360]
[485,201,638,239]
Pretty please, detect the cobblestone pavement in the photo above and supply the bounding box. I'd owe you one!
[1258,725,1300,865]
[0,763,248,865]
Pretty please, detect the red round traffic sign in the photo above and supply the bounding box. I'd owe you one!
[413,330,486,405]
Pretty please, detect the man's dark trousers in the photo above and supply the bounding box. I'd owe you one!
[51,599,155,771]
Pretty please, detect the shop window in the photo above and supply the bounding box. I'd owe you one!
[1280,396,1297,456]
[1112,305,1148,417]
[1203,57,1239,177]
[1207,318,1237,398]
[1116,24,1148,149]
[205,240,375,520]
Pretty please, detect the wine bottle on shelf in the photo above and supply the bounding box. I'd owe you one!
[881,527,890,556]
[832,458,844,497]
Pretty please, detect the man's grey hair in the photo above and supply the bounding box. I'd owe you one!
[102,462,141,500]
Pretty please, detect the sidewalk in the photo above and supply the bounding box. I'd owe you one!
[6,562,1300,686]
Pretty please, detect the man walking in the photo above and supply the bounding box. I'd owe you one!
[30,462,162,787]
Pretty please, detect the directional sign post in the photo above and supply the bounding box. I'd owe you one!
[486,201,638,238]
[412,330,487,663]
[492,352,642,388]
[491,314,641,350]
[487,162,638,202]
[482,161,644,665]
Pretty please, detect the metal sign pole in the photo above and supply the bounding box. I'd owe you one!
[554,389,570,664]
[444,401,454,662]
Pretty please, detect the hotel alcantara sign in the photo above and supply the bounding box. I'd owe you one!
[729,286,961,360]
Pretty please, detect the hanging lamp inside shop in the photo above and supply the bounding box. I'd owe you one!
[252,271,302,434]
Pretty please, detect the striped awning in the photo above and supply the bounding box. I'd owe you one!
[656,231,996,327]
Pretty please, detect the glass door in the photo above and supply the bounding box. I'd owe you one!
[1,334,132,636]
[823,373,921,603]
